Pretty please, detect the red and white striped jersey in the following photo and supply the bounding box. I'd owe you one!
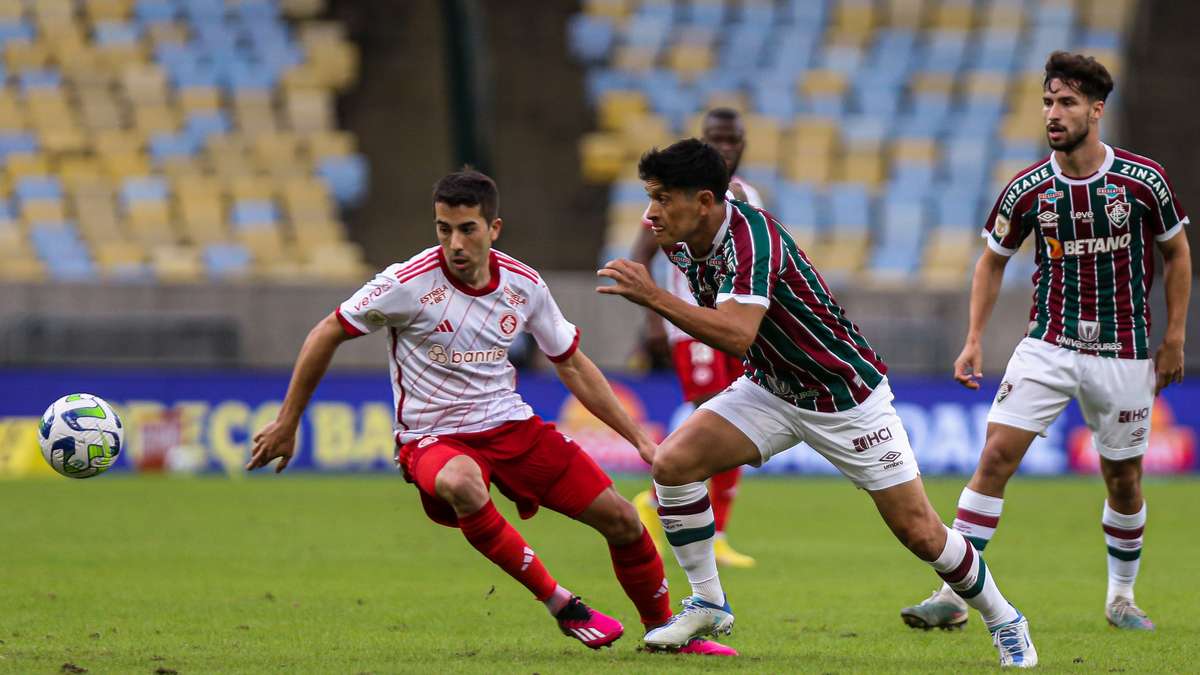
[663,177,764,345]
[336,246,580,443]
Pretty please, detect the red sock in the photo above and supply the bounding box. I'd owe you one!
[710,467,741,534]
[610,528,671,628]
[458,501,557,601]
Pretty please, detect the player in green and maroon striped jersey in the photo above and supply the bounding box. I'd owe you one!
[901,52,1190,634]
[598,139,1037,667]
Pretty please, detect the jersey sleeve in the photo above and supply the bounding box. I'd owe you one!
[1147,163,1190,241]
[525,280,580,362]
[716,210,777,308]
[335,267,411,336]
[981,182,1035,256]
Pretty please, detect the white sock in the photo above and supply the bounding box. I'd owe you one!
[543,584,572,616]
[931,526,1019,629]
[941,487,1004,595]
[654,480,724,606]
[1103,501,1146,605]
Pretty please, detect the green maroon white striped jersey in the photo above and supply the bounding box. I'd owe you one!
[666,199,887,413]
[983,144,1189,360]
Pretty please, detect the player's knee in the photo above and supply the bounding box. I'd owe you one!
[434,460,487,512]
[600,499,644,546]
[1101,459,1142,500]
[900,519,946,561]
[650,445,699,485]
[974,445,1020,489]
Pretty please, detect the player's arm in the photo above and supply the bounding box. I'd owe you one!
[247,312,355,472]
[955,247,1011,389]
[1154,230,1190,392]
[553,349,657,463]
[597,258,766,355]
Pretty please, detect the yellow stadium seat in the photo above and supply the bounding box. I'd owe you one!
[21,200,68,224]
[0,0,22,20]
[58,158,106,188]
[127,200,171,226]
[807,233,868,277]
[304,130,355,161]
[83,0,132,21]
[280,0,327,19]
[882,0,925,28]
[931,1,974,30]
[251,132,299,169]
[227,177,274,202]
[783,153,833,185]
[40,127,88,154]
[0,257,46,282]
[151,245,203,283]
[891,138,938,165]
[133,106,180,134]
[5,153,51,179]
[234,105,278,135]
[94,239,146,268]
[122,64,169,106]
[612,45,656,73]
[910,72,955,95]
[0,221,28,254]
[963,72,1009,98]
[1000,112,1044,142]
[145,21,189,46]
[282,177,334,224]
[982,2,1023,30]
[597,90,647,132]
[742,115,782,166]
[307,41,359,90]
[1081,0,1133,30]
[236,226,286,261]
[787,117,840,153]
[284,89,333,132]
[100,151,151,179]
[582,0,630,20]
[93,130,143,155]
[833,0,876,34]
[127,217,179,246]
[667,43,713,81]
[160,156,205,180]
[303,241,367,282]
[4,40,51,72]
[173,174,222,200]
[836,154,885,189]
[292,220,345,247]
[31,0,75,19]
[800,70,848,98]
[579,132,625,183]
[619,114,673,157]
[178,86,222,112]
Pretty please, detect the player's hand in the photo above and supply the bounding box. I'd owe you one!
[1154,340,1184,394]
[596,259,660,307]
[246,419,298,473]
[953,341,983,390]
[729,182,749,203]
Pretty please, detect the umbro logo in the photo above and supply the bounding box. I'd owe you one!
[434,319,454,333]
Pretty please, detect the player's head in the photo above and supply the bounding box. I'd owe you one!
[1042,51,1113,153]
[701,107,745,175]
[432,168,501,282]
[638,138,729,245]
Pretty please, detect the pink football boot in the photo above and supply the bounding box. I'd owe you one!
[556,596,624,649]
[678,638,738,656]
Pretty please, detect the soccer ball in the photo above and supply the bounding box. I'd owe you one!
[39,393,124,479]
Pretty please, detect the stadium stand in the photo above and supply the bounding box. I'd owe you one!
[570,0,1134,286]
[0,0,367,283]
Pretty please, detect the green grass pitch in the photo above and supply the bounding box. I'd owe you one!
[1,476,1197,673]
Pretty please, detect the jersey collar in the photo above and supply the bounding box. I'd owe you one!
[684,201,732,261]
[1050,143,1113,186]
[439,248,501,296]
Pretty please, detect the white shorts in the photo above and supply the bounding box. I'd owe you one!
[989,338,1155,461]
[700,376,920,491]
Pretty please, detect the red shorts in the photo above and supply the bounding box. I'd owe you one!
[395,416,612,528]
[671,339,745,403]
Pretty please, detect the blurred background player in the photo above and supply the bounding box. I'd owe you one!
[247,169,734,656]
[600,140,1037,668]
[631,108,762,568]
[901,52,1190,633]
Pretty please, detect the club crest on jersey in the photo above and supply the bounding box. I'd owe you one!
[1105,199,1130,228]
[994,214,1011,237]
[365,309,388,326]
[498,312,518,336]
[1078,320,1101,342]
[1038,189,1064,206]
[996,380,1014,404]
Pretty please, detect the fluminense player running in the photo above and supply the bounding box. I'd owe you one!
[598,139,1038,668]
[247,170,734,656]
[631,108,762,569]
[900,52,1189,633]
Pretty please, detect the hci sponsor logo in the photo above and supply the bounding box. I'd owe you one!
[853,427,893,453]
[1119,408,1150,424]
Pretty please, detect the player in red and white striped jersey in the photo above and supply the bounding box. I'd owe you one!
[630,108,761,569]
[901,52,1190,635]
[248,170,734,656]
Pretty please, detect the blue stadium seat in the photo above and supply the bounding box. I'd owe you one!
[568,14,615,64]
[752,82,798,120]
[841,115,890,145]
[0,132,39,159]
[18,70,63,93]
[0,20,35,47]
[871,198,926,274]
[233,0,279,22]
[853,83,902,117]
[763,31,815,75]
[94,21,142,46]
[16,176,63,203]
[803,94,846,118]
[890,164,936,194]
[781,0,828,25]
[610,181,646,206]
[829,183,871,233]
[204,243,254,279]
[624,15,671,51]
[585,68,630,105]
[776,182,820,231]
[134,0,178,25]
[973,31,1019,73]
[231,200,278,226]
[1081,30,1121,51]
[184,111,231,146]
[182,0,227,20]
[121,177,170,204]
[149,133,201,165]
[317,155,369,207]
[934,188,983,230]
[919,32,967,74]
[30,223,97,280]
[820,45,863,74]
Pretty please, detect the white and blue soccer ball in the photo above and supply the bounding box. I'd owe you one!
[38,393,124,479]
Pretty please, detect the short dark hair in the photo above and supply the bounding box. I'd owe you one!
[432,168,499,221]
[1044,51,1114,102]
[637,138,729,203]
[704,107,741,124]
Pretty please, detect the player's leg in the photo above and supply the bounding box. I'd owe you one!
[868,479,1036,668]
[644,379,796,648]
[1081,353,1155,629]
[801,379,1035,667]
[904,339,1075,629]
